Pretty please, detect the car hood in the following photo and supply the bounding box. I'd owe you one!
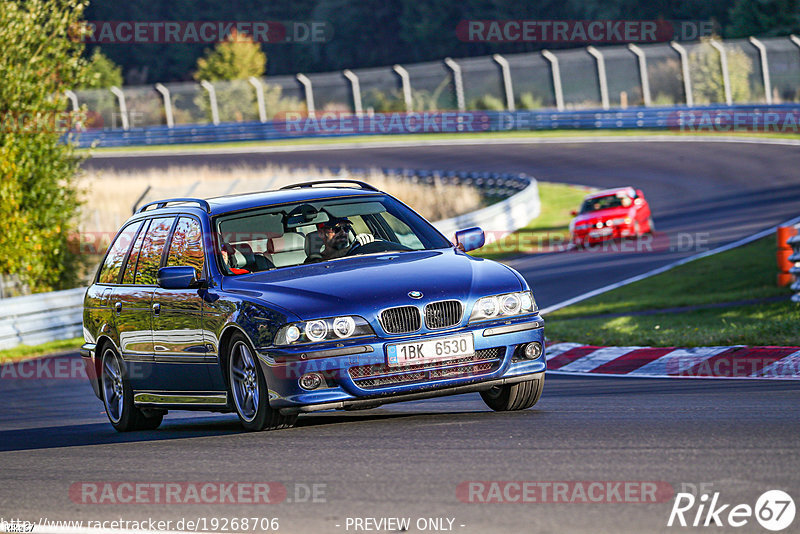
[573,207,632,225]
[222,249,524,321]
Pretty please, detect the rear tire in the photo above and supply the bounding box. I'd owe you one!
[101,347,162,431]
[228,332,297,431]
[480,376,544,412]
[647,216,655,234]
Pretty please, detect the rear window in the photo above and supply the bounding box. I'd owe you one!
[97,221,143,284]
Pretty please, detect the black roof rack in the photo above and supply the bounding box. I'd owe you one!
[279,180,380,192]
[136,198,211,214]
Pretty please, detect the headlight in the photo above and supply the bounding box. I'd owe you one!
[275,316,373,346]
[469,291,536,322]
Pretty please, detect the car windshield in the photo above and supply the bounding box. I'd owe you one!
[214,194,452,273]
[579,194,632,213]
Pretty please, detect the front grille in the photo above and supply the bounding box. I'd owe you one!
[380,306,421,334]
[425,300,463,329]
[349,347,505,390]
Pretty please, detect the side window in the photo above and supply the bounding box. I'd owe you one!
[121,220,151,285]
[166,217,205,278]
[97,221,143,284]
[134,217,175,285]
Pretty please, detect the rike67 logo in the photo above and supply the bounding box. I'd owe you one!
[668,489,795,531]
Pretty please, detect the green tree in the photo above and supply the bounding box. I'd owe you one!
[690,38,753,104]
[80,48,123,89]
[194,29,266,82]
[193,29,267,123]
[0,0,90,294]
[727,0,800,37]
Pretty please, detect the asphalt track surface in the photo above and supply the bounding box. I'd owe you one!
[2,139,799,533]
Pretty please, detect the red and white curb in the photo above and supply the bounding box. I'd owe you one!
[546,343,800,379]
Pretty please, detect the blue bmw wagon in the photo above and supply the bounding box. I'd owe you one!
[81,180,546,431]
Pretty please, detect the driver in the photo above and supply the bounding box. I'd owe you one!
[316,217,374,261]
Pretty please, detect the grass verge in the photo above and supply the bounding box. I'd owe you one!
[545,236,800,347]
[471,181,590,260]
[0,337,83,364]
[82,129,800,154]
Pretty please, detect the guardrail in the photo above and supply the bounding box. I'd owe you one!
[69,104,800,148]
[0,288,86,350]
[0,171,538,350]
[788,233,800,303]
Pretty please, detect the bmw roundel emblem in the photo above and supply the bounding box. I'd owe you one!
[408,291,423,299]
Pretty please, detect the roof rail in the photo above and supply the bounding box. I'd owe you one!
[136,198,211,214]
[279,179,380,192]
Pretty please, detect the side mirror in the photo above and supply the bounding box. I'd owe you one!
[158,266,199,290]
[454,227,485,252]
[636,189,644,198]
[570,210,578,216]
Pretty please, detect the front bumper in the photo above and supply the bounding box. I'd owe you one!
[573,224,634,244]
[257,315,546,409]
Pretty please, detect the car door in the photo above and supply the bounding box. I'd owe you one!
[110,219,155,390]
[151,215,215,392]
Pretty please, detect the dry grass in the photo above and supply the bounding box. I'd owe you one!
[77,165,484,234]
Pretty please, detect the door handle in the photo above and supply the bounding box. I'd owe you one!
[152,302,161,315]
[114,302,122,314]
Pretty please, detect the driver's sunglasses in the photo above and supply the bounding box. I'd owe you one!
[327,224,351,234]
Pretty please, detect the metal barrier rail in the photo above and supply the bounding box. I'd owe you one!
[0,288,86,350]
[0,171,538,350]
[69,104,800,148]
[789,233,800,303]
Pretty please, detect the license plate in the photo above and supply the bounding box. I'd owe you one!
[589,228,612,237]
[386,334,474,367]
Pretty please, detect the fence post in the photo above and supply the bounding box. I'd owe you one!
[343,69,363,115]
[587,46,610,110]
[296,73,315,118]
[109,86,129,130]
[444,57,465,112]
[64,90,79,112]
[709,39,733,105]
[670,42,694,107]
[748,37,773,105]
[248,77,267,123]
[199,80,220,125]
[154,83,174,128]
[627,44,651,106]
[492,54,515,111]
[541,50,565,111]
[392,64,413,112]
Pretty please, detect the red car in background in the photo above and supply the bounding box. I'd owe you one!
[569,186,654,247]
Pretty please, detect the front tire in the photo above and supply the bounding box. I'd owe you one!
[228,333,297,431]
[480,376,544,412]
[101,347,162,431]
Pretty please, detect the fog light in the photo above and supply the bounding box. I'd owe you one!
[299,372,323,390]
[524,342,542,359]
